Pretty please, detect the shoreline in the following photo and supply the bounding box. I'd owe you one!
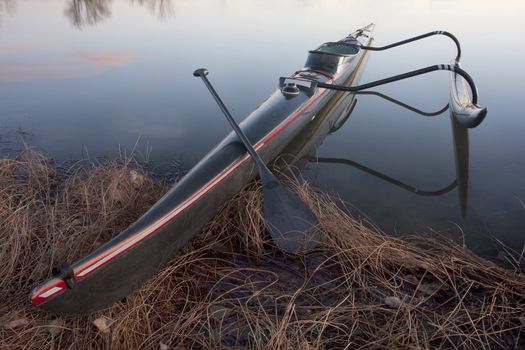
[1,150,523,349]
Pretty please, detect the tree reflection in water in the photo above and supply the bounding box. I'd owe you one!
[64,0,112,28]
[64,0,174,28]
[0,0,16,24]
[129,0,174,20]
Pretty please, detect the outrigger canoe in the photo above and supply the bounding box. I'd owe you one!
[31,24,376,314]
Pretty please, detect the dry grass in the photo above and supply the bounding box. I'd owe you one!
[0,150,523,349]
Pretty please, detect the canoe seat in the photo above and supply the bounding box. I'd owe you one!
[315,42,359,55]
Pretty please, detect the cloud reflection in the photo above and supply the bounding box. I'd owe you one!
[0,51,135,82]
[72,51,135,67]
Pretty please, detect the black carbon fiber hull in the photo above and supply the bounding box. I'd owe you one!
[30,25,375,314]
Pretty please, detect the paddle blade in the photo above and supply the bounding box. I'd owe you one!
[262,180,321,253]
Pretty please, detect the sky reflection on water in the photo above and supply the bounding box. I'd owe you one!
[0,0,524,261]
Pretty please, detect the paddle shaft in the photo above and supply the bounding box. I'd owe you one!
[193,68,321,253]
[193,69,272,180]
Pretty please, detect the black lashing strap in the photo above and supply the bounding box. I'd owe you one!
[52,262,76,289]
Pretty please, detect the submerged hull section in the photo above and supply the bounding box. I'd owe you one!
[30,25,375,314]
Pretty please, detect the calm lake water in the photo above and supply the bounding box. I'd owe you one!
[1,0,524,262]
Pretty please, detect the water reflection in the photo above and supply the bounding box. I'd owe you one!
[0,50,135,82]
[279,89,472,219]
[310,157,457,197]
[0,0,16,23]
[64,0,112,28]
[354,91,449,117]
[64,0,174,28]
[451,114,469,218]
[129,0,174,20]
[326,100,471,218]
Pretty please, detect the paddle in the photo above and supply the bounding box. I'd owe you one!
[193,68,321,253]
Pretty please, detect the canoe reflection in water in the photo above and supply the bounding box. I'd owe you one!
[276,91,472,219]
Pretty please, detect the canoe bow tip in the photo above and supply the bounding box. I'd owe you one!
[453,105,487,129]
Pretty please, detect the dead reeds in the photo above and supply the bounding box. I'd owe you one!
[0,150,523,349]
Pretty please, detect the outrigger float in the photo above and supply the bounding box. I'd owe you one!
[31,24,486,314]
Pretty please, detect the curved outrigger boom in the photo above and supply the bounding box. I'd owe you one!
[280,28,487,128]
